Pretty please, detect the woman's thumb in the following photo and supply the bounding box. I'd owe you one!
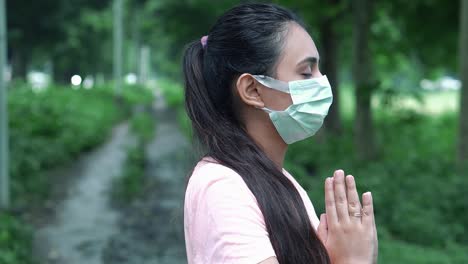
[317,213,328,244]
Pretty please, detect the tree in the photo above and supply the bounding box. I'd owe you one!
[353,0,378,160]
[7,0,112,81]
[319,0,345,135]
[458,0,468,167]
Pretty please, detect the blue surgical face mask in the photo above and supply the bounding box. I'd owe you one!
[252,74,333,144]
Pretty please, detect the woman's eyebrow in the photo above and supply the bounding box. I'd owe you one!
[297,56,319,66]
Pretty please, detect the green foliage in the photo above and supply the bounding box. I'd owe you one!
[143,0,241,78]
[157,78,184,108]
[0,213,32,264]
[119,83,155,109]
[8,0,112,79]
[379,238,468,264]
[130,111,155,143]
[8,83,121,207]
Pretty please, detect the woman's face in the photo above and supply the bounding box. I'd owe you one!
[260,22,322,111]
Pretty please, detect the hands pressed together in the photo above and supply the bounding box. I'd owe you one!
[317,170,378,264]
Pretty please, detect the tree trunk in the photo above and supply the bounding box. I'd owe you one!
[11,50,27,80]
[0,0,9,209]
[352,0,377,160]
[113,0,123,95]
[132,7,141,80]
[321,0,342,135]
[457,0,468,167]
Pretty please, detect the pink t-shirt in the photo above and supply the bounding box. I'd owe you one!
[184,156,321,264]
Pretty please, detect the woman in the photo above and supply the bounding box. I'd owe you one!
[183,3,378,264]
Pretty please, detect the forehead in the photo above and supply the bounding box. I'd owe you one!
[277,23,319,65]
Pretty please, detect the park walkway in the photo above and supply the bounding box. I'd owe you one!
[33,123,133,264]
[103,95,191,263]
[33,94,191,264]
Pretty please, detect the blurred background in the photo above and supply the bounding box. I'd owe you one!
[0,0,467,263]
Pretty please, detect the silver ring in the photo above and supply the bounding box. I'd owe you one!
[349,212,362,217]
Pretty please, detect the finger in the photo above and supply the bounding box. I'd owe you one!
[317,213,328,244]
[372,197,378,239]
[371,206,379,264]
[333,170,349,223]
[346,175,362,222]
[324,177,338,227]
[374,219,378,238]
[362,192,374,226]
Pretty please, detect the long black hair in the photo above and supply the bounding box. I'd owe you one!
[183,3,330,263]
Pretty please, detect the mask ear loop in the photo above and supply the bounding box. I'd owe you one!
[251,75,291,112]
[254,105,273,112]
[252,75,290,94]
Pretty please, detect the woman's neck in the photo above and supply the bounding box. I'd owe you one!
[245,118,287,171]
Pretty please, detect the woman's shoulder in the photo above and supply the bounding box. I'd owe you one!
[186,156,249,195]
[184,156,260,217]
[190,156,241,179]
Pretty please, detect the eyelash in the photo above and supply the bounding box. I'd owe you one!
[301,73,313,78]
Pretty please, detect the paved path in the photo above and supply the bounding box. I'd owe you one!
[102,95,192,264]
[34,123,133,264]
[34,89,192,264]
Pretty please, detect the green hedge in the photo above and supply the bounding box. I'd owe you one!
[9,85,119,206]
[0,213,32,264]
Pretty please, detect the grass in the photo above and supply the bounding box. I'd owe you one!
[112,111,156,204]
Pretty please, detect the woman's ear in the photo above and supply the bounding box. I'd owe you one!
[236,73,265,108]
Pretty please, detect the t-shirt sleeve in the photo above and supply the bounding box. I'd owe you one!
[188,165,276,263]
